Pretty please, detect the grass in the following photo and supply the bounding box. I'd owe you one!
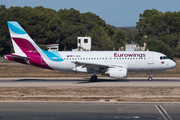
[0,87,180,102]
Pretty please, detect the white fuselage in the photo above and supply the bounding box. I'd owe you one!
[44,51,176,72]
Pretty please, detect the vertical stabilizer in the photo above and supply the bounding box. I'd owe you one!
[7,21,43,57]
[6,21,51,69]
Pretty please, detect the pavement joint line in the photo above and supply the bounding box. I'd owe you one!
[159,105,173,120]
[155,105,167,120]
[1,95,180,98]
[0,101,180,104]
[0,77,179,79]
[155,105,173,120]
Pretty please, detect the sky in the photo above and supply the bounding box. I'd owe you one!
[1,0,180,27]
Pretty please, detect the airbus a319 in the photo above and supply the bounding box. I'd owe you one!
[4,21,176,82]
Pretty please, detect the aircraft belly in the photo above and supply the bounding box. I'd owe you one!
[46,61,75,71]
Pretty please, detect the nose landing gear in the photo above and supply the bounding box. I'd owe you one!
[148,71,153,81]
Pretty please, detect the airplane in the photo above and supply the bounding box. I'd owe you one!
[4,21,176,82]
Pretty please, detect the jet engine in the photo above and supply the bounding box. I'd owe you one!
[106,67,127,78]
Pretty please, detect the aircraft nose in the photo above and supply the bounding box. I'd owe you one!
[171,60,176,68]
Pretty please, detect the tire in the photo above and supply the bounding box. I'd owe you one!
[148,77,153,81]
[90,76,97,82]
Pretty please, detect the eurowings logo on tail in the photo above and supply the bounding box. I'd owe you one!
[5,21,63,69]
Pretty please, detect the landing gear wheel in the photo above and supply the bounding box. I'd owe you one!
[148,71,153,81]
[148,77,153,81]
[90,75,97,82]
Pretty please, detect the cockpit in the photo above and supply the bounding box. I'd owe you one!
[160,56,169,60]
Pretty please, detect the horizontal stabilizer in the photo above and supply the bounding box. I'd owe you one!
[4,54,29,60]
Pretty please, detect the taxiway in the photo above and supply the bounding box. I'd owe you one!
[0,102,179,120]
[0,77,180,87]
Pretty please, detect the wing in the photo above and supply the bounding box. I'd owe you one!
[72,61,129,72]
[72,61,109,68]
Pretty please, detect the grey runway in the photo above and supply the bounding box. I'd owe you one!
[0,77,180,87]
[0,102,179,120]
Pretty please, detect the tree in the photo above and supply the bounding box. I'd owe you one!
[174,45,180,58]
[146,39,174,59]
[0,6,117,55]
[89,26,114,51]
[113,30,129,50]
[136,9,180,58]
[0,5,11,55]
[54,24,80,50]
[119,28,138,44]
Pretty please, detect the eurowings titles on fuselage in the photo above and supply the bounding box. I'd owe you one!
[114,53,146,58]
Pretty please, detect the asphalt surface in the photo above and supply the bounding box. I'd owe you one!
[0,78,180,120]
[0,77,180,87]
[0,102,179,120]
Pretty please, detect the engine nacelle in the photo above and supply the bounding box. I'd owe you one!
[107,67,127,78]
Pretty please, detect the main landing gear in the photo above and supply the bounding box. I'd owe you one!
[148,71,153,81]
[89,71,98,82]
[90,75,97,82]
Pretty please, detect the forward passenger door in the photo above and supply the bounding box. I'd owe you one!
[148,53,154,64]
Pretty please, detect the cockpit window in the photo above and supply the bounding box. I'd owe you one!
[160,56,169,60]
